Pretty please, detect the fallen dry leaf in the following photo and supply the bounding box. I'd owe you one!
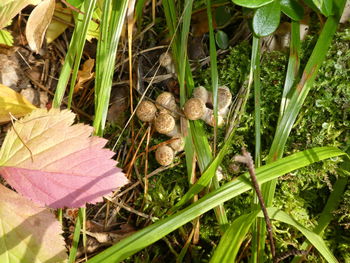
[0,108,128,208]
[25,0,55,53]
[0,184,67,263]
[74,58,95,93]
[0,0,41,29]
[0,84,37,123]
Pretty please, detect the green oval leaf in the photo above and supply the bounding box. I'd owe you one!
[232,0,274,8]
[280,0,304,21]
[253,1,281,37]
[215,30,229,49]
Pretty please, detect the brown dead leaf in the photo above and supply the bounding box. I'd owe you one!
[74,58,95,93]
[25,0,55,53]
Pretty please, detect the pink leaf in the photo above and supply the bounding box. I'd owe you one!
[0,109,128,208]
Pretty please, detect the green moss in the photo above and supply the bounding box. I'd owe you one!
[192,29,349,261]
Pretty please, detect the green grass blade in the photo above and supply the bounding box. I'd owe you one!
[250,34,262,263]
[86,147,346,263]
[206,0,219,128]
[258,4,346,259]
[279,20,301,119]
[68,208,83,263]
[291,154,350,262]
[53,2,90,108]
[190,122,229,229]
[67,0,97,108]
[252,36,261,166]
[210,211,260,263]
[178,0,193,106]
[261,208,338,263]
[93,0,129,135]
[263,1,346,204]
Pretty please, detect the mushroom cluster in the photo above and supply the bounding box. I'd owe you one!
[136,92,184,166]
[184,86,232,126]
[136,85,232,167]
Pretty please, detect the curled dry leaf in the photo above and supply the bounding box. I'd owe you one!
[0,108,129,208]
[0,184,67,263]
[0,0,41,29]
[0,84,37,123]
[25,0,55,53]
[74,58,95,93]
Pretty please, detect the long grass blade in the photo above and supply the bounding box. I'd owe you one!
[279,20,301,119]
[93,0,129,135]
[86,147,346,263]
[210,211,260,263]
[291,154,350,262]
[260,208,338,263]
[53,1,96,108]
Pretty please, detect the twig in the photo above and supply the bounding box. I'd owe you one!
[235,148,276,262]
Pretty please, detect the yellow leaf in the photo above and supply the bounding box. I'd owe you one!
[0,84,37,123]
[0,0,41,30]
[46,2,72,44]
[25,0,55,53]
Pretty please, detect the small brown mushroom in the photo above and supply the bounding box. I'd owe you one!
[193,86,209,105]
[154,112,185,152]
[154,112,178,136]
[217,85,232,116]
[155,145,174,166]
[170,136,185,152]
[136,100,157,122]
[183,98,206,121]
[192,85,232,116]
[183,98,224,127]
[156,92,180,119]
[159,52,175,74]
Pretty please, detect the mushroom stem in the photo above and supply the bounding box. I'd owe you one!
[159,52,175,75]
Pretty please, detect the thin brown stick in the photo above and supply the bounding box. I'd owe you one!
[235,148,276,262]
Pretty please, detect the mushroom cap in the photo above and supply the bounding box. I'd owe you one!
[193,86,209,103]
[218,86,232,110]
[155,145,174,166]
[156,92,177,111]
[159,52,172,67]
[136,100,157,122]
[154,112,176,134]
[170,136,185,152]
[183,98,206,120]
